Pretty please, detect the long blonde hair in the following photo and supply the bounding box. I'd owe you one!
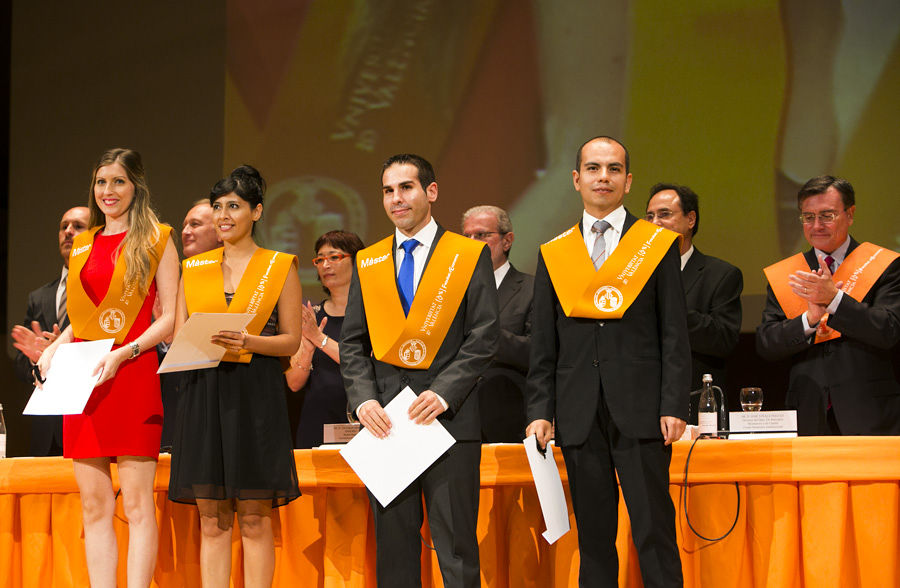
[87,148,164,296]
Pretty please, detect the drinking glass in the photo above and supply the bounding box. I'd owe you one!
[740,387,763,412]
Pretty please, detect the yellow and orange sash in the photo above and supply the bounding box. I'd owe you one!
[764,242,900,343]
[541,220,678,319]
[67,224,172,344]
[183,247,297,362]
[357,232,484,370]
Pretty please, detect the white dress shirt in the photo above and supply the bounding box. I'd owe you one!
[494,260,511,289]
[394,217,438,292]
[680,245,694,271]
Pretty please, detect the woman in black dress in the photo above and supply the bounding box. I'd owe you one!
[286,230,364,448]
[168,166,301,587]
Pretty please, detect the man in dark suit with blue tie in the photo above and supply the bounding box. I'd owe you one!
[11,206,90,456]
[646,183,743,417]
[341,154,498,587]
[526,137,690,588]
[461,205,533,443]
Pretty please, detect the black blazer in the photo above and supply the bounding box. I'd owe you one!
[340,226,499,441]
[526,211,691,444]
[682,248,743,392]
[478,264,533,442]
[14,276,65,456]
[756,238,900,435]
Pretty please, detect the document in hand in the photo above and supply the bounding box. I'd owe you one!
[157,312,254,374]
[523,434,571,544]
[24,338,115,415]
[339,387,456,507]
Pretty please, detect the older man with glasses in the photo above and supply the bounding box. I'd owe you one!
[461,205,533,443]
[757,175,900,435]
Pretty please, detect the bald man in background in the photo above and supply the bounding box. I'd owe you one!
[11,206,90,456]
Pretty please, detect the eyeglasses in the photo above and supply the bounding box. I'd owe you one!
[312,253,351,265]
[799,210,843,225]
[645,209,676,221]
[464,231,505,240]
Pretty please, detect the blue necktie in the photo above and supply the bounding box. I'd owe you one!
[398,239,420,315]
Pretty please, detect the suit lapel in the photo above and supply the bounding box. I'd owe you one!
[43,278,61,329]
[681,249,704,295]
[498,265,521,311]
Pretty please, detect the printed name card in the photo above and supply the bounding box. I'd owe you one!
[323,423,362,444]
[729,410,798,439]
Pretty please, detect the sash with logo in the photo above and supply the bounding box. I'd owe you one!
[67,224,172,344]
[763,242,900,343]
[357,231,484,370]
[183,247,297,362]
[541,220,679,319]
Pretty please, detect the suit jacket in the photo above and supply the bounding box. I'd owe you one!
[756,238,900,435]
[341,226,499,441]
[14,276,65,456]
[526,211,691,444]
[682,248,743,393]
[478,264,533,442]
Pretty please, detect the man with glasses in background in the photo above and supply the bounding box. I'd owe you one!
[462,205,533,442]
[757,175,900,435]
[645,184,742,421]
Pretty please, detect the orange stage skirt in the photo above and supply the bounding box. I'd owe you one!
[1,438,898,587]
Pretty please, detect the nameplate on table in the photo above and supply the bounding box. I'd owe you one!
[729,410,797,439]
[324,423,361,444]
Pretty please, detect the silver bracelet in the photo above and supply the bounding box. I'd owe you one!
[320,335,329,349]
[129,341,140,359]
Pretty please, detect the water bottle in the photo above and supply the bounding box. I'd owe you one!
[0,403,7,458]
[698,374,718,438]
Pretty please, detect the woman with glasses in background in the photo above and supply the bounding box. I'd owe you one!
[286,230,364,448]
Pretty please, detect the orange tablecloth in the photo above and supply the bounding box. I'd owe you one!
[1,438,898,587]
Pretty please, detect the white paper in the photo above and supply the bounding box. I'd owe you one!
[157,312,254,374]
[24,339,115,415]
[523,435,571,544]
[728,410,798,439]
[339,387,456,507]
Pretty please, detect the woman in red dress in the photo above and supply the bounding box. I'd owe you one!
[38,148,179,588]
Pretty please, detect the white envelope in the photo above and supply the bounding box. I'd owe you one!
[523,434,571,544]
[339,387,456,507]
[24,339,115,415]
[157,312,254,374]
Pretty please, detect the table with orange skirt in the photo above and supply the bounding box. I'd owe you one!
[1,438,898,587]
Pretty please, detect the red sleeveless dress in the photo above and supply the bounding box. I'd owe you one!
[63,231,163,459]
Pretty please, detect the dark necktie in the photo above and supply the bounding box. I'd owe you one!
[824,255,835,274]
[398,239,420,315]
[591,220,612,269]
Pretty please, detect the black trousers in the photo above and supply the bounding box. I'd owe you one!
[368,440,481,588]
[561,399,683,588]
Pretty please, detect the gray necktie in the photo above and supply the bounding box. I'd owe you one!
[57,280,67,327]
[591,220,612,269]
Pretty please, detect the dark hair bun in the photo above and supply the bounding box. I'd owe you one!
[230,164,266,195]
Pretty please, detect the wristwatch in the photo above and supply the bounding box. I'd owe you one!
[129,341,140,359]
[320,335,329,349]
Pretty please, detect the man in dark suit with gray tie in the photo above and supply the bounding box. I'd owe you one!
[526,136,690,588]
[645,183,743,418]
[341,154,498,587]
[11,205,90,456]
[461,205,533,443]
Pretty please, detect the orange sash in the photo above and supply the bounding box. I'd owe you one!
[67,224,172,344]
[357,232,484,370]
[183,247,297,362]
[763,242,900,343]
[541,220,679,319]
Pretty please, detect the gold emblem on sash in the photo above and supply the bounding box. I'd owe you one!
[399,339,427,366]
[99,308,126,334]
[593,285,624,312]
